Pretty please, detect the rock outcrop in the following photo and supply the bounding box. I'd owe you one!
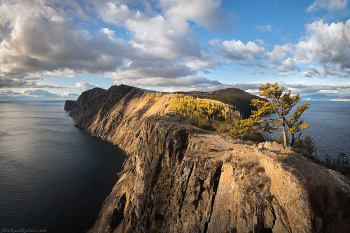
[64,100,76,110]
[68,85,350,233]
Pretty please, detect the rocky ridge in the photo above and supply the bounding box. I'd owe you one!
[66,85,350,233]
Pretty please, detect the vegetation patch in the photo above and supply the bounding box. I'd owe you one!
[276,156,287,162]
[175,114,186,122]
[265,194,274,202]
[256,167,265,172]
[168,94,262,141]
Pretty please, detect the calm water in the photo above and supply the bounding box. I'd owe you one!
[264,101,350,160]
[0,102,126,233]
[298,101,350,160]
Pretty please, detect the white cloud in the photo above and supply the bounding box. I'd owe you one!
[42,69,78,78]
[271,44,293,60]
[208,39,222,46]
[161,0,234,31]
[1,0,232,89]
[185,58,219,71]
[255,39,267,46]
[281,58,296,70]
[306,0,348,12]
[98,3,133,26]
[222,40,265,53]
[75,82,97,90]
[295,20,350,69]
[255,24,272,32]
[0,2,128,86]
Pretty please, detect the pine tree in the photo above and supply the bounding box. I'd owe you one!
[251,83,310,147]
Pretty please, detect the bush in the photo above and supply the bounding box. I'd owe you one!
[271,135,284,144]
[276,156,287,162]
[332,152,350,175]
[190,116,214,130]
[294,136,317,159]
[256,167,265,172]
[175,114,186,122]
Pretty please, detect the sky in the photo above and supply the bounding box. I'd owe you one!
[0,0,349,101]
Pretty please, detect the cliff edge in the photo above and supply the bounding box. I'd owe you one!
[68,85,350,233]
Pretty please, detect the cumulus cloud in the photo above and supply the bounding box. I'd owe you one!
[0,0,130,88]
[106,61,195,80]
[295,20,350,69]
[75,82,97,90]
[222,40,265,53]
[161,0,234,31]
[281,58,297,70]
[306,0,348,12]
[211,19,350,78]
[0,0,232,90]
[212,39,265,63]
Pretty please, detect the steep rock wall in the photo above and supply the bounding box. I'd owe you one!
[68,86,350,233]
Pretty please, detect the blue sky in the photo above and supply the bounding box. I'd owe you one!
[0,0,349,101]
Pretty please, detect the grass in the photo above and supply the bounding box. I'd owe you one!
[256,167,265,172]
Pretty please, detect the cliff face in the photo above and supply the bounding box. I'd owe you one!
[64,100,76,110]
[68,85,350,233]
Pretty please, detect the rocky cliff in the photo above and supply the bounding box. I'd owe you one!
[64,100,76,110]
[67,85,350,233]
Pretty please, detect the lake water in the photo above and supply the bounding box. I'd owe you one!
[297,101,350,161]
[0,101,126,233]
[263,101,350,161]
[0,101,349,232]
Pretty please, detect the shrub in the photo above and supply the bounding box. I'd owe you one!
[271,135,284,144]
[175,114,186,122]
[191,116,214,130]
[333,152,350,175]
[276,156,287,162]
[256,167,265,172]
[294,136,317,159]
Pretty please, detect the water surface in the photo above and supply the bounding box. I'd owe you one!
[0,101,126,232]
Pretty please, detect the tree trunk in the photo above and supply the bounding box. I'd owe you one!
[282,123,288,147]
[290,134,295,147]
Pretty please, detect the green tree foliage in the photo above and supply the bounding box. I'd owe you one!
[193,88,267,118]
[169,94,263,141]
[249,83,310,147]
[169,94,235,123]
